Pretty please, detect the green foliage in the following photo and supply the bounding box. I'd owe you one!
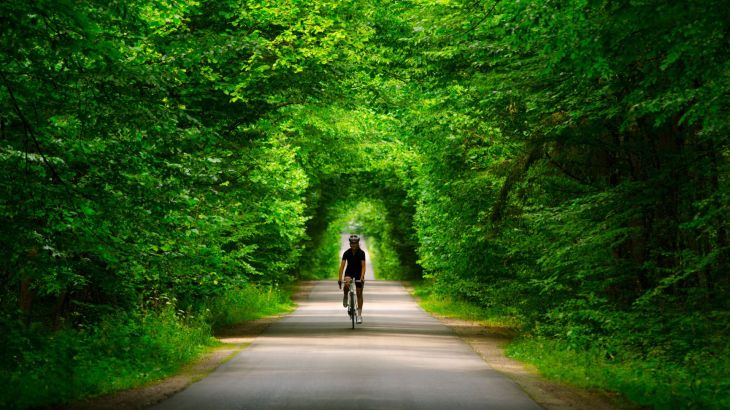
[507,337,730,410]
[365,0,730,407]
[300,198,409,281]
[0,0,328,318]
[300,219,343,280]
[0,283,294,409]
[412,281,521,329]
[1,0,729,408]
[300,203,347,280]
[0,0,381,406]
[345,200,402,280]
[0,308,213,409]
[207,284,294,329]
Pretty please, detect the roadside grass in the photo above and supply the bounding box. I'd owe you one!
[208,284,296,329]
[0,285,294,410]
[410,281,521,329]
[507,338,730,410]
[411,281,730,410]
[0,307,214,409]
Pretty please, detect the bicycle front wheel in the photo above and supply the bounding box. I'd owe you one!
[350,293,356,329]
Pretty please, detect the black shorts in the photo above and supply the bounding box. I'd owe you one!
[345,276,364,289]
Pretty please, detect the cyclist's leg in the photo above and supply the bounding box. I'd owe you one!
[343,276,353,307]
[356,279,364,319]
[344,276,353,292]
[355,284,363,323]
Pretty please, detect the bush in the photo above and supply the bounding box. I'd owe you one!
[507,337,730,410]
[207,285,294,329]
[0,308,212,409]
[0,284,293,409]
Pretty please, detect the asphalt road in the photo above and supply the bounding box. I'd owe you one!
[151,237,541,409]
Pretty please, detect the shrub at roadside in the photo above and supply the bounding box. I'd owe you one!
[207,285,294,329]
[507,337,730,410]
[0,308,211,409]
[0,284,293,409]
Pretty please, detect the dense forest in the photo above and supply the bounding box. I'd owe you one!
[1,0,728,408]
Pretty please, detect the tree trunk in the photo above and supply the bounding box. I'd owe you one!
[19,277,33,320]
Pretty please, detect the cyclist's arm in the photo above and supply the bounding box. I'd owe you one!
[360,254,366,282]
[338,259,346,282]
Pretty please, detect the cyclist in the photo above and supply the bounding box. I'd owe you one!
[338,234,366,324]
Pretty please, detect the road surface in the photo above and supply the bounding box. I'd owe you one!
[151,238,541,410]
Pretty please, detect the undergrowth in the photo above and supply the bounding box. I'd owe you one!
[412,281,522,328]
[507,338,730,410]
[0,285,293,409]
[208,284,295,328]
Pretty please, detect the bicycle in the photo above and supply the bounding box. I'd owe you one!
[340,279,361,329]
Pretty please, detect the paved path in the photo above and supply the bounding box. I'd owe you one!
[151,279,541,410]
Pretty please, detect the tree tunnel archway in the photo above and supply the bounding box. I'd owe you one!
[301,168,422,281]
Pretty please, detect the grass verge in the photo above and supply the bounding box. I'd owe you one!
[410,281,521,329]
[0,284,294,410]
[208,284,295,329]
[507,338,730,410]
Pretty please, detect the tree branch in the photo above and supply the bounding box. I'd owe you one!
[0,70,66,186]
[545,151,598,188]
[459,0,501,38]
[490,144,542,224]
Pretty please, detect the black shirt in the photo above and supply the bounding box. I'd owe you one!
[342,248,366,279]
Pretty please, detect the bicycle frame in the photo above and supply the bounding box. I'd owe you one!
[345,279,361,329]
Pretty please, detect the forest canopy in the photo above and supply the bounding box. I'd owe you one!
[1,0,728,408]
